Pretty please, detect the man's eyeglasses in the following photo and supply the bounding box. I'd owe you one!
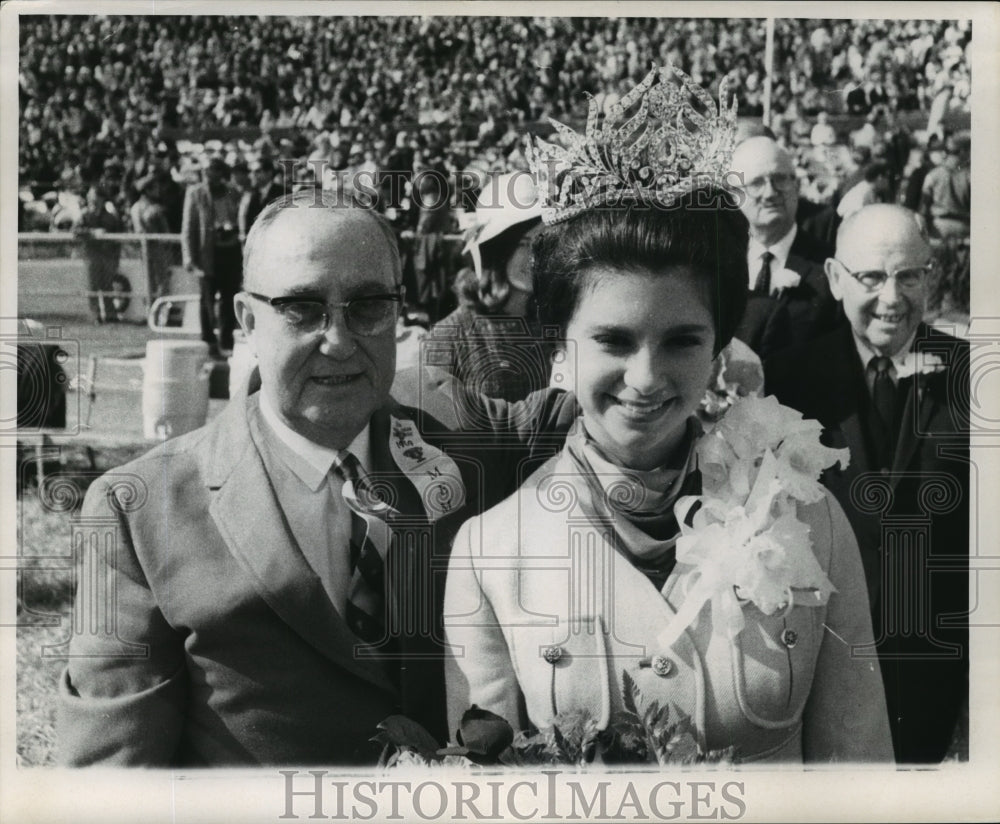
[245,289,404,337]
[740,172,798,196]
[832,259,932,292]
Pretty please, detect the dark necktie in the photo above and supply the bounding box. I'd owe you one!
[331,451,390,645]
[753,251,774,296]
[870,356,897,468]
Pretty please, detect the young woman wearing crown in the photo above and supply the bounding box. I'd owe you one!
[443,66,893,764]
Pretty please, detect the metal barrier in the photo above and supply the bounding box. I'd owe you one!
[148,294,202,335]
[18,232,187,323]
[17,229,470,325]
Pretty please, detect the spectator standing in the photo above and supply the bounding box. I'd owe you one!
[76,183,125,323]
[837,161,892,220]
[921,132,970,240]
[901,144,935,213]
[410,165,455,323]
[810,110,836,147]
[846,69,889,114]
[424,173,549,402]
[181,157,242,355]
[851,111,881,152]
[731,136,839,359]
[153,151,186,233]
[130,174,173,299]
[238,158,284,242]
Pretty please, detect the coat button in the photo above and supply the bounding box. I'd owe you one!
[542,645,564,664]
[651,654,674,677]
[780,629,798,649]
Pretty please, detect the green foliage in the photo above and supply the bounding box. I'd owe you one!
[376,677,737,768]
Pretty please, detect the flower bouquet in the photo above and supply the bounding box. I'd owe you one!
[699,338,764,424]
[373,673,735,768]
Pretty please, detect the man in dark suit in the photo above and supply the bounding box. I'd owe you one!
[731,136,840,359]
[846,70,889,115]
[765,204,969,764]
[238,157,284,242]
[57,191,574,766]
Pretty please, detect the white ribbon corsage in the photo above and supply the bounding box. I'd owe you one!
[658,396,848,648]
[769,267,802,296]
[896,351,946,380]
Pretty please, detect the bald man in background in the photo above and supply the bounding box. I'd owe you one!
[731,136,840,358]
[765,204,969,763]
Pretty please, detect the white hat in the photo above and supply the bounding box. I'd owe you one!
[464,172,543,255]
[464,172,544,284]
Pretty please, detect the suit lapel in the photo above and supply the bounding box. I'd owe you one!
[892,372,942,478]
[840,407,872,473]
[892,376,919,475]
[827,328,875,474]
[206,394,397,695]
[891,324,945,477]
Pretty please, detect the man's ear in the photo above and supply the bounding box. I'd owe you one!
[233,293,256,350]
[824,258,844,301]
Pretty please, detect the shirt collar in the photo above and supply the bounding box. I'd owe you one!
[258,390,371,491]
[851,329,919,381]
[748,223,797,276]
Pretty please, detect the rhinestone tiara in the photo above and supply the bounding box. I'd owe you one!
[525,64,739,225]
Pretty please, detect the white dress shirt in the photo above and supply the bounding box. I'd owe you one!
[851,330,918,393]
[259,392,371,614]
[746,223,798,292]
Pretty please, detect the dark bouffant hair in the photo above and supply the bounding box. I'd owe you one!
[531,187,749,355]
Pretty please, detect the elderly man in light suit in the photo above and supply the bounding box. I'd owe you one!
[58,191,575,766]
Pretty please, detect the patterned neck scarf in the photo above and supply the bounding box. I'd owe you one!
[562,418,702,590]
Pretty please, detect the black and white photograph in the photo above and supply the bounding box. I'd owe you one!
[2,2,998,822]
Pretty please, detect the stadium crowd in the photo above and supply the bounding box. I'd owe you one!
[17,15,971,324]
[19,16,970,200]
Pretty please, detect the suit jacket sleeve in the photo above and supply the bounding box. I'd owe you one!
[393,365,579,453]
[801,491,894,763]
[57,478,189,766]
[443,517,523,736]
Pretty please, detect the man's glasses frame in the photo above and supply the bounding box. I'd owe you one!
[740,172,798,196]
[831,259,933,292]
[244,288,405,337]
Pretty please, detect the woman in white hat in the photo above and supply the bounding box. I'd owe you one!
[423,172,551,401]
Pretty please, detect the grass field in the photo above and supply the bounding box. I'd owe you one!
[17,445,153,766]
[14,301,200,766]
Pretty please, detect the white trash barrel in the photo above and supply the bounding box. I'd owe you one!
[228,332,257,398]
[142,340,211,440]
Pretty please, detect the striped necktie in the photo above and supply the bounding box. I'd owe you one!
[331,451,392,646]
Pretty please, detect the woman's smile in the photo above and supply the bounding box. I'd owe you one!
[608,394,676,421]
[563,265,715,471]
